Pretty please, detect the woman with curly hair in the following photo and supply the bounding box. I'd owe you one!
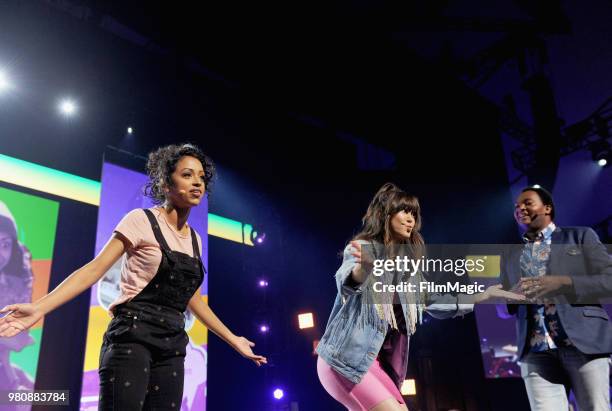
[0,143,266,410]
[316,183,524,411]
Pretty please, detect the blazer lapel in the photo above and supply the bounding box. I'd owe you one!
[507,244,523,286]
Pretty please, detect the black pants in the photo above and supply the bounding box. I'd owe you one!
[98,305,188,410]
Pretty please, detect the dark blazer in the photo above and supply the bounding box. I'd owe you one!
[501,226,612,359]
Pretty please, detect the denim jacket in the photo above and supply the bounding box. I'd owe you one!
[316,240,474,387]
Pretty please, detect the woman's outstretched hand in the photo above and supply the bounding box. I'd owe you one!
[231,336,268,367]
[349,240,363,261]
[349,240,375,283]
[475,284,527,304]
[0,304,43,337]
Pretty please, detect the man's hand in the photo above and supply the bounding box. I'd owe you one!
[518,276,573,300]
[474,284,527,304]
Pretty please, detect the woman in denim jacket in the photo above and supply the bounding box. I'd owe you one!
[316,183,524,411]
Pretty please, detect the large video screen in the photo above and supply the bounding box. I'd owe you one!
[0,186,59,409]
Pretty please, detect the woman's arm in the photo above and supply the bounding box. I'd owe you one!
[0,234,128,337]
[35,234,129,315]
[188,291,267,366]
[187,291,237,345]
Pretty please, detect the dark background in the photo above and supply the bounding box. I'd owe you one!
[1,1,610,410]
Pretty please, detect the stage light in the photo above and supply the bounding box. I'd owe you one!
[58,99,77,116]
[298,312,314,329]
[258,279,268,287]
[400,379,416,396]
[589,139,611,168]
[256,233,266,244]
[127,127,133,134]
[532,184,541,189]
[273,388,284,400]
[251,230,266,245]
[259,324,269,333]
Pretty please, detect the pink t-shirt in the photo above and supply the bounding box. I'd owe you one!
[108,208,202,315]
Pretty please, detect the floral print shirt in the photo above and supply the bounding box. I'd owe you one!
[520,222,573,351]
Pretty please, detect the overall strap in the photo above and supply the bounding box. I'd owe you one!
[190,227,206,273]
[142,209,172,252]
[189,227,201,259]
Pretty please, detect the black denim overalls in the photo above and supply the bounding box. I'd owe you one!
[98,209,205,410]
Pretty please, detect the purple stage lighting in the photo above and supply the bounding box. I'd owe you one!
[254,232,266,244]
[273,388,284,400]
[260,325,269,333]
[258,279,268,287]
[250,230,267,245]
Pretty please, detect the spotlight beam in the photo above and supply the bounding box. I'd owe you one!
[58,98,78,117]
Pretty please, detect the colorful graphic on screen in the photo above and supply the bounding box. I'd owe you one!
[79,162,208,411]
[0,186,59,409]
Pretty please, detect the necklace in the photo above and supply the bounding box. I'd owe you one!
[156,207,189,237]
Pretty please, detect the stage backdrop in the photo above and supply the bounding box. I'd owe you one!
[79,162,209,411]
[0,186,59,410]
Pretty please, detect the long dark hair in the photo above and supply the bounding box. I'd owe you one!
[0,215,26,277]
[354,183,425,250]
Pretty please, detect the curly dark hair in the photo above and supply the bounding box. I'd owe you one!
[143,143,216,205]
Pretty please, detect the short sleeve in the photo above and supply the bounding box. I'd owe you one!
[113,209,147,249]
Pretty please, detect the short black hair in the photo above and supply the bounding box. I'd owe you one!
[521,186,555,220]
[143,143,216,205]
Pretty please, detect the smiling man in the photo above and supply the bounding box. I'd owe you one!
[501,185,612,411]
